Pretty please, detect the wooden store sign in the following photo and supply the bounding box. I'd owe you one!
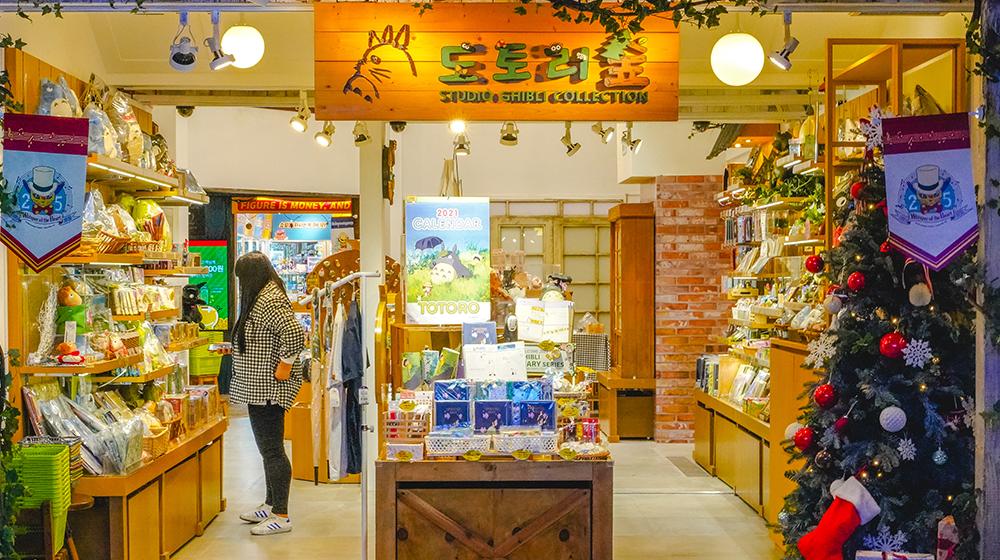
[314,3,679,121]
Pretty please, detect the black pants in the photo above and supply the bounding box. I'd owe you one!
[247,403,291,515]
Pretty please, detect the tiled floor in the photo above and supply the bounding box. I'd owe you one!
[173,414,783,559]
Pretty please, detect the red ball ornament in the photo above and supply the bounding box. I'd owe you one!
[814,384,837,409]
[851,181,865,199]
[834,417,849,436]
[880,332,908,359]
[805,255,825,274]
[847,272,866,291]
[881,241,891,253]
[794,427,815,451]
[827,284,841,296]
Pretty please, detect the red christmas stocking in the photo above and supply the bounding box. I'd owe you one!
[798,477,881,560]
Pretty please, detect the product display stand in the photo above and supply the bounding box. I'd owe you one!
[302,270,381,560]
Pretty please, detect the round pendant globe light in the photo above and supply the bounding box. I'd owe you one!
[711,32,764,86]
[221,23,265,69]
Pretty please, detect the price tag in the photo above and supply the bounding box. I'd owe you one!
[398,400,417,412]
[328,387,341,408]
[538,340,555,351]
[359,386,370,406]
[462,450,483,461]
[558,448,579,461]
[64,321,77,345]
[394,450,413,462]
[561,405,582,419]
[557,398,575,407]
[512,449,533,461]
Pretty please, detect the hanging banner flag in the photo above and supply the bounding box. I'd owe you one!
[1,114,89,272]
[404,196,490,324]
[882,113,978,270]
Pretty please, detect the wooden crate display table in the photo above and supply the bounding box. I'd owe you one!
[376,459,613,559]
[70,418,228,560]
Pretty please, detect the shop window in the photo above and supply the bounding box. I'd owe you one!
[491,200,618,333]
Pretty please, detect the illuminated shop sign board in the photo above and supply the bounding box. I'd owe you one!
[233,197,353,214]
[314,3,678,121]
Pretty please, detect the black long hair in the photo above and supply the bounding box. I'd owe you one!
[232,251,286,352]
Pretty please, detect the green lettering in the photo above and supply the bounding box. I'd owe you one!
[439,46,479,84]
[493,43,530,83]
[637,91,649,104]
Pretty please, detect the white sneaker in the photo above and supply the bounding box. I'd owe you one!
[240,503,273,523]
[251,517,292,535]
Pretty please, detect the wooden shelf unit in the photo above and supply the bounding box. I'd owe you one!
[166,337,210,353]
[91,364,176,384]
[60,253,144,266]
[19,353,144,376]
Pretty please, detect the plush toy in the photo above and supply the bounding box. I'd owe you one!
[86,104,118,157]
[183,283,207,327]
[58,285,83,307]
[108,333,126,358]
[57,342,77,355]
[126,123,144,165]
[37,78,68,116]
[58,76,80,116]
[91,332,111,359]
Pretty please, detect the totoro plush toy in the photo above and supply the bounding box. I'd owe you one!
[429,246,472,285]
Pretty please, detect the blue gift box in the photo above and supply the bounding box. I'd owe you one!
[511,380,543,402]
[434,401,471,429]
[434,379,471,401]
[517,401,556,431]
[474,401,512,434]
[475,380,510,401]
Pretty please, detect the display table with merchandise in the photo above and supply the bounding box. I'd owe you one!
[375,458,613,559]
[70,417,228,560]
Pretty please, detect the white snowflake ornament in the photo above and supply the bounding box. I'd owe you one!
[897,437,916,461]
[805,333,838,368]
[902,338,932,369]
[863,526,909,553]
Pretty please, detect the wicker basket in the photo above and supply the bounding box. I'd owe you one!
[142,426,169,459]
[383,411,430,444]
[493,433,559,455]
[118,331,142,350]
[425,435,491,456]
[98,230,129,254]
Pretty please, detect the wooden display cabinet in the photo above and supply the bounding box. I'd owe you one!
[600,203,655,441]
[376,460,613,560]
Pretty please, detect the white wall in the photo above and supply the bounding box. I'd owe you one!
[164,107,361,195]
[618,121,743,182]
[396,122,628,199]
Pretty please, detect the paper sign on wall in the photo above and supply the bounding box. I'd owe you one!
[882,113,978,270]
[515,299,573,343]
[463,342,528,381]
[1,114,89,272]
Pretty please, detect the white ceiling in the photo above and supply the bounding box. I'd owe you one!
[5,9,969,97]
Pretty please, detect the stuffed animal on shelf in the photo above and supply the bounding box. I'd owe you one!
[56,350,85,365]
[57,285,83,307]
[183,283,207,327]
[108,333,126,359]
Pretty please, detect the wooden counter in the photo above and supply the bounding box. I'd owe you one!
[597,370,655,442]
[376,459,613,559]
[71,418,228,560]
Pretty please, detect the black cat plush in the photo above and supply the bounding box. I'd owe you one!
[183,282,207,327]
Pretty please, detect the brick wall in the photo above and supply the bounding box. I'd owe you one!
[653,175,730,443]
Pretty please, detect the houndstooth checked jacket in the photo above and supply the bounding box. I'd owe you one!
[229,282,305,410]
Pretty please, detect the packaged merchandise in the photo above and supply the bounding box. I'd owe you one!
[475,379,510,401]
[433,379,471,401]
[428,347,460,382]
[517,401,556,432]
[421,349,439,383]
[434,400,470,430]
[400,351,423,390]
[164,394,191,429]
[386,443,424,462]
[474,401,512,434]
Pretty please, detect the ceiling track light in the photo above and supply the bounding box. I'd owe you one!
[591,121,614,144]
[353,121,373,147]
[454,131,471,156]
[624,121,642,154]
[289,90,310,132]
[315,121,336,147]
[169,12,198,72]
[205,11,235,71]
[450,120,467,133]
[499,121,519,146]
[561,121,581,157]
[768,12,799,71]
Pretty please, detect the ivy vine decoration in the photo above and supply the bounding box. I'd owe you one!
[2,347,24,560]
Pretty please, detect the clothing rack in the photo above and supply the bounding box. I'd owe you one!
[302,270,380,560]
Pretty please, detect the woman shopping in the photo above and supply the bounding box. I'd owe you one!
[219,251,305,535]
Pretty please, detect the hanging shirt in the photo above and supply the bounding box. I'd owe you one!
[341,300,365,475]
[229,282,305,410]
[327,302,348,481]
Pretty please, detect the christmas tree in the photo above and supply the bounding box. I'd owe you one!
[778,120,979,559]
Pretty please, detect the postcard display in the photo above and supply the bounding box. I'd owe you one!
[386,197,606,462]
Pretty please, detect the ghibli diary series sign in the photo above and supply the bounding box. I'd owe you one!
[314,3,679,121]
